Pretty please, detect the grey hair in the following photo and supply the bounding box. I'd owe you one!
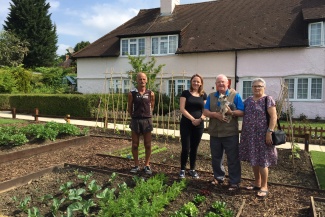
[252,78,266,87]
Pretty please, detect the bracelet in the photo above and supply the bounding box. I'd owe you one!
[267,128,274,132]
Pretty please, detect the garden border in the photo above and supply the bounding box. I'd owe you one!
[0,136,90,164]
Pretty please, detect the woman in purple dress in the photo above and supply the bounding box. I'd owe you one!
[239,78,278,198]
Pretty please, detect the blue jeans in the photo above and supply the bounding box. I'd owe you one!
[210,135,241,185]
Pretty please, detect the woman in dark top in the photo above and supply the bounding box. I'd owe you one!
[179,74,207,179]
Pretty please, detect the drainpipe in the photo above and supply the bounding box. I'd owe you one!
[235,50,239,90]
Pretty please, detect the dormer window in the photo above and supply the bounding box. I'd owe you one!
[151,35,178,55]
[309,22,324,46]
[121,37,145,56]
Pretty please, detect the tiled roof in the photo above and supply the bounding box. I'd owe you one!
[73,0,325,58]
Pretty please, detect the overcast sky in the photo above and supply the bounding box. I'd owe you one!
[0,0,212,56]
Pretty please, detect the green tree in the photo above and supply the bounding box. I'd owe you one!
[0,30,29,67]
[3,0,58,68]
[74,41,90,53]
[127,55,165,91]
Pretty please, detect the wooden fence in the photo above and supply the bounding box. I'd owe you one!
[281,125,324,145]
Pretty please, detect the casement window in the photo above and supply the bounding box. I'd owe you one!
[108,79,130,93]
[309,22,324,46]
[168,79,190,95]
[121,38,145,56]
[284,77,323,101]
[242,80,253,100]
[152,35,178,55]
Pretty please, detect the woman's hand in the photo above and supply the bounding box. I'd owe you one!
[266,132,273,146]
[191,118,201,126]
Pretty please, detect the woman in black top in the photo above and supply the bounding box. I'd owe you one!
[179,74,207,179]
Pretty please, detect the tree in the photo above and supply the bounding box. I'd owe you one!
[3,0,58,68]
[127,55,165,91]
[0,30,29,67]
[74,41,90,53]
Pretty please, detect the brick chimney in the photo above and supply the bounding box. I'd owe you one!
[160,0,180,15]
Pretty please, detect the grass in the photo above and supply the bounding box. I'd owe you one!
[280,120,325,128]
[110,144,167,159]
[310,151,325,190]
[0,118,28,125]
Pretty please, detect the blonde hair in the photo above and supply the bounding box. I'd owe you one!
[190,74,205,96]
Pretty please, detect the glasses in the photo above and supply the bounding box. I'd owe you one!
[252,85,264,89]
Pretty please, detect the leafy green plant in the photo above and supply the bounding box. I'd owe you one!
[17,196,31,213]
[68,188,86,201]
[50,198,65,216]
[87,180,102,194]
[211,201,234,217]
[68,199,96,216]
[38,194,53,204]
[179,202,199,217]
[193,194,206,204]
[59,181,74,195]
[27,207,43,217]
[78,173,93,185]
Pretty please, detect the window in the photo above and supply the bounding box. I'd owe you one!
[168,79,190,95]
[152,35,178,55]
[242,80,253,100]
[309,22,324,46]
[284,77,323,100]
[121,38,145,56]
[108,79,130,93]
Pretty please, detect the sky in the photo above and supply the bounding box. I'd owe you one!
[0,0,212,56]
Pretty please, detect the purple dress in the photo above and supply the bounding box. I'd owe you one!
[239,96,277,167]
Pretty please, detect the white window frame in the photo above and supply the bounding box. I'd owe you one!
[309,22,324,46]
[151,35,178,55]
[167,79,190,96]
[120,37,145,57]
[240,79,253,100]
[108,79,131,93]
[284,77,323,101]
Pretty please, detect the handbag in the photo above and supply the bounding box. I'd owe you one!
[265,96,286,146]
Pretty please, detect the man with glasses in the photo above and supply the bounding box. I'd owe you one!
[203,74,244,191]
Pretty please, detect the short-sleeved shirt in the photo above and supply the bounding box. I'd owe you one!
[181,90,207,120]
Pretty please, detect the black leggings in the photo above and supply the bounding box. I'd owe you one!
[180,118,204,170]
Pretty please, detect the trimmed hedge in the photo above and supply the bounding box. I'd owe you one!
[0,94,128,118]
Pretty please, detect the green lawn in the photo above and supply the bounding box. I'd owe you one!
[0,118,28,125]
[310,151,325,190]
[280,121,325,128]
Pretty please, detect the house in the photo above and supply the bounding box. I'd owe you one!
[73,0,325,119]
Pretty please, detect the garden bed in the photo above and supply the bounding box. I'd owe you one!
[311,196,325,217]
[0,135,325,216]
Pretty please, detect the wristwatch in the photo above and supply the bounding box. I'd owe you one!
[267,128,274,132]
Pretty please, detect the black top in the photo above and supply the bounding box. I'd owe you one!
[181,90,207,120]
[131,89,152,118]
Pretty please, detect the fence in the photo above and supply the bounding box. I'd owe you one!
[281,125,324,145]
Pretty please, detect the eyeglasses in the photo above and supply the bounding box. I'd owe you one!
[252,85,264,88]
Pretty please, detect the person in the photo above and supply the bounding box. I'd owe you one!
[239,78,277,198]
[179,74,207,179]
[203,74,244,191]
[128,72,155,175]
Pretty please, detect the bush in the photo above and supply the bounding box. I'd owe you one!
[299,113,308,122]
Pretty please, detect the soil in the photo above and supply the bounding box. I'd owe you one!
[0,126,325,217]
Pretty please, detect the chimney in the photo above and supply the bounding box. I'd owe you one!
[160,0,180,15]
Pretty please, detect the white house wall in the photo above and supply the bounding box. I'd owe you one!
[77,52,236,95]
[236,47,325,119]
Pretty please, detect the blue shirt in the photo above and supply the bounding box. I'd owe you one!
[204,89,245,111]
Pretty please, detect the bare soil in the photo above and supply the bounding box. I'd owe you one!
[0,127,325,216]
